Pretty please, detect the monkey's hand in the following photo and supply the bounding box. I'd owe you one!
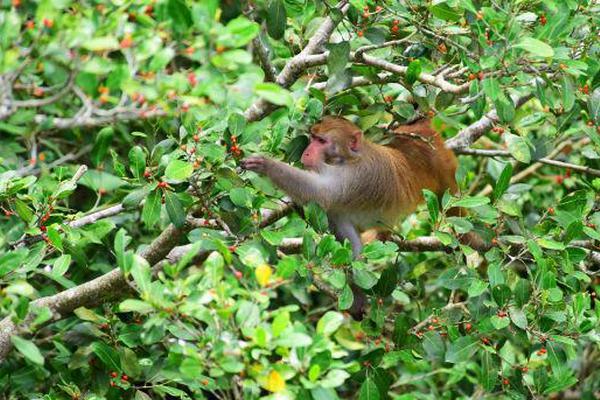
[240,156,270,174]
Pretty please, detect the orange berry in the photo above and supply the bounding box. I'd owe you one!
[33,87,44,97]
[120,35,133,49]
[465,323,472,331]
[110,371,118,378]
[193,134,200,142]
[468,73,477,81]
[476,11,483,20]
[548,207,555,215]
[539,15,547,25]
[157,181,168,189]
[555,175,564,185]
[357,30,364,37]
[12,0,21,6]
[181,102,190,112]
[478,71,485,80]
[391,25,399,33]
[375,6,382,12]
[216,44,225,53]
[503,378,509,385]
[25,20,35,30]
[438,43,447,53]
[43,18,54,28]
[98,86,109,95]
[188,72,197,86]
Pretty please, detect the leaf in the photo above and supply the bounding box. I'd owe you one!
[255,83,293,106]
[164,191,186,228]
[91,127,114,166]
[492,284,511,307]
[509,307,528,329]
[46,226,63,251]
[480,351,497,391]
[14,199,34,224]
[327,41,350,75]
[495,94,515,123]
[505,133,531,163]
[405,60,421,85]
[52,254,71,276]
[490,315,510,330]
[222,17,260,47]
[255,263,272,287]
[91,342,121,371]
[482,78,501,101]
[445,336,478,363]
[338,284,354,310]
[164,159,193,182]
[128,146,146,179]
[264,370,286,392]
[167,0,192,33]
[141,189,161,228]
[83,36,120,51]
[11,336,44,365]
[537,238,566,250]
[266,0,286,40]
[493,163,513,201]
[423,189,439,223]
[429,2,462,21]
[123,186,151,209]
[589,87,600,125]
[119,299,154,314]
[514,37,554,58]
[229,187,252,208]
[514,279,531,307]
[131,254,152,296]
[317,311,344,336]
[452,196,490,208]
[359,377,380,400]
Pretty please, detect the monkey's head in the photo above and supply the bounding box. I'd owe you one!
[302,116,362,170]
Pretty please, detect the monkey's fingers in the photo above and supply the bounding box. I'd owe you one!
[240,156,267,172]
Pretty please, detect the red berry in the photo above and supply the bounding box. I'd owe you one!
[110,371,118,378]
[234,270,243,279]
[539,15,547,25]
[391,25,399,33]
[120,35,133,49]
[121,374,128,381]
[188,72,197,86]
[357,30,364,37]
[547,207,555,215]
[503,378,509,385]
[158,181,168,189]
[43,18,54,28]
[465,323,472,331]
[25,20,34,30]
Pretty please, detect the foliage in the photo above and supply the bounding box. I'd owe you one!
[1,0,600,399]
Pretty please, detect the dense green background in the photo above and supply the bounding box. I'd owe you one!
[1,0,599,399]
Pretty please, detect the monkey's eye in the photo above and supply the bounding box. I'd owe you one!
[313,136,327,144]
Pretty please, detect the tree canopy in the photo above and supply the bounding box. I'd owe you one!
[1,0,599,399]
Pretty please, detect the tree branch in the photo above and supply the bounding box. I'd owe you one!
[445,93,535,150]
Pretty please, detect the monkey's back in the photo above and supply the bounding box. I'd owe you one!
[345,119,457,227]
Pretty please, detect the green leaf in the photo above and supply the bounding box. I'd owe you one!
[255,83,293,106]
[83,36,120,51]
[490,315,510,330]
[479,351,497,391]
[514,279,531,307]
[452,196,490,208]
[492,284,511,307]
[165,159,193,182]
[46,225,63,251]
[317,311,344,336]
[131,254,152,296]
[338,284,354,310]
[493,163,512,201]
[128,146,146,179]
[52,254,71,276]
[327,41,350,75]
[514,37,554,58]
[405,60,421,85]
[91,127,114,166]
[359,377,380,400]
[482,78,501,101]
[445,336,478,363]
[14,199,34,224]
[119,299,154,314]
[429,2,462,21]
[91,342,121,371]
[222,16,260,47]
[229,187,252,208]
[537,238,566,250]
[266,0,286,40]
[423,189,439,224]
[142,189,161,228]
[11,336,44,365]
[505,133,531,163]
[167,0,192,33]
[589,87,600,125]
[164,191,186,227]
[123,186,151,209]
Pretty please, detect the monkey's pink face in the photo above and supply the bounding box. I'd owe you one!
[301,134,329,170]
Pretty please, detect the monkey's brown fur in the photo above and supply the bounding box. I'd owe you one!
[308,116,458,228]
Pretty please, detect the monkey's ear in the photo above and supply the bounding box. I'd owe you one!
[349,129,362,151]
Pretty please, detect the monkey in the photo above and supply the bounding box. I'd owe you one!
[241,116,467,318]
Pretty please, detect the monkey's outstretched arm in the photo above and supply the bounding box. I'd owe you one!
[241,156,333,207]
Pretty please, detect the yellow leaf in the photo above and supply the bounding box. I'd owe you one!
[264,370,285,392]
[255,263,272,287]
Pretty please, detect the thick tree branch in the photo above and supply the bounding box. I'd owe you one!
[0,223,191,363]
